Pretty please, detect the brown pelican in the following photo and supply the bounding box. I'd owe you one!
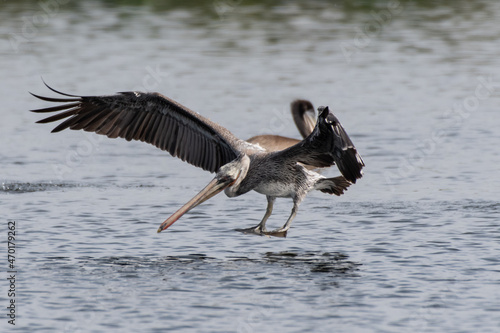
[247,99,317,152]
[30,84,364,237]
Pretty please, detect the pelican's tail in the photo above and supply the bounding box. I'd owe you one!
[315,176,351,196]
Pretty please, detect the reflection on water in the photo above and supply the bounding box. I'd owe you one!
[2,0,500,332]
[263,251,360,274]
[69,251,359,276]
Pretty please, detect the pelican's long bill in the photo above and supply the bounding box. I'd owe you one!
[157,176,233,233]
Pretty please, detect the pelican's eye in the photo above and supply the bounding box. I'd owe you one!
[224,170,241,186]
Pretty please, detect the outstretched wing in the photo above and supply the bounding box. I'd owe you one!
[30,83,241,173]
[278,106,365,183]
[245,99,315,152]
[245,135,301,152]
[291,99,316,139]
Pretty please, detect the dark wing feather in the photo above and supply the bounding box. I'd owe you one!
[278,106,364,183]
[291,99,316,139]
[30,85,242,173]
[245,99,315,152]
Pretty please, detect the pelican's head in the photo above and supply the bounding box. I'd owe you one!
[157,154,250,233]
[217,154,250,198]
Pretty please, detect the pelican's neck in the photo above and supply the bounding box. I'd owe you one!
[224,154,250,198]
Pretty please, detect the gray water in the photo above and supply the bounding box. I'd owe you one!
[2,1,500,332]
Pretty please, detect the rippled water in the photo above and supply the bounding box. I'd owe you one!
[2,1,500,332]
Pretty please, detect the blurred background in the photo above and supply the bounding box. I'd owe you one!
[1,1,499,332]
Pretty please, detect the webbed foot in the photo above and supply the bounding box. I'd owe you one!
[235,226,288,238]
[235,225,267,236]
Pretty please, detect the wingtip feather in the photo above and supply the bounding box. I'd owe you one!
[42,80,80,97]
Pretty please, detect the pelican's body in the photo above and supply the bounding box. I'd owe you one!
[31,84,364,237]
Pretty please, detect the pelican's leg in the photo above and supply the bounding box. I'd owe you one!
[265,201,299,238]
[236,196,275,236]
